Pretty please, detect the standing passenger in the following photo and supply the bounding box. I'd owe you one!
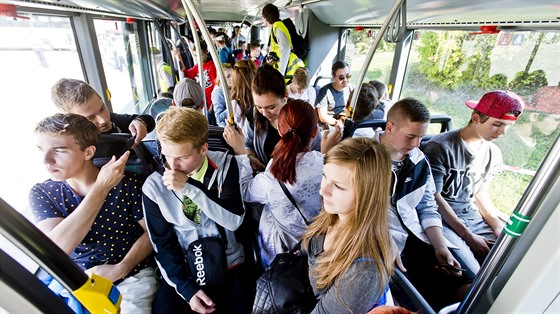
[262,3,304,77]
[212,63,234,127]
[142,107,247,314]
[183,41,217,125]
[224,100,323,268]
[302,138,394,313]
[422,90,524,265]
[242,64,330,172]
[51,78,155,147]
[230,59,257,130]
[29,113,156,313]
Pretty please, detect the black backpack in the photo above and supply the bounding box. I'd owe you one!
[272,18,309,59]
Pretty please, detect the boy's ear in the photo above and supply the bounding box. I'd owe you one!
[84,145,96,160]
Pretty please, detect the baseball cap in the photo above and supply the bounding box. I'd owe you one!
[173,78,205,109]
[465,90,524,121]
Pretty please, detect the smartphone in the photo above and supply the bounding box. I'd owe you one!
[118,136,135,158]
[440,264,467,273]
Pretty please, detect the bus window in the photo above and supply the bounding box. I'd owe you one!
[0,13,83,214]
[94,19,147,114]
[346,28,396,86]
[401,29,560,217]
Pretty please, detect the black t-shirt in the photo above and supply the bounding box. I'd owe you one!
[264,126,281,161]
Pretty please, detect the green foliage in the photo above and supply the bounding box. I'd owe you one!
[417,31,467,90]
[486,73,509,89]
[489,171,533,217]
[508,69,548,95]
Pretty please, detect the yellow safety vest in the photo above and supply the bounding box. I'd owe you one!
[271,21,304,81]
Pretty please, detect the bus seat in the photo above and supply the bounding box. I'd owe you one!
[144,98,173,119]
[93,133,158,179]
[208,126,234,154]
[343,119,386,138]
[390,268,436,314]
[420,115,453,149]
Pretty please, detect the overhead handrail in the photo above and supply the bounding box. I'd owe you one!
[385,0,407,43]
[456,134,560,313]
[181,0,235,126]
[347,0,406,121]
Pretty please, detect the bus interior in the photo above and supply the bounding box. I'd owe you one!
[0,0,559,313]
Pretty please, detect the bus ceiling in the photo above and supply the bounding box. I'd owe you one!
[6,0,560,29]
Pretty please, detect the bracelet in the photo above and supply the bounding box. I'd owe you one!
[134,117,148,128]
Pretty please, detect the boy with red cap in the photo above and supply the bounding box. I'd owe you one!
[423,90,524,266]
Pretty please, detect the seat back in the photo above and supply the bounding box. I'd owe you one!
[93,133,158,179]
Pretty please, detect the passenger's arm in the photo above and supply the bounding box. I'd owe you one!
[34,152,130,255]
[435,192,490,258]
[317,107,337,126]
[86,219,153,282]
[474,190,504,237]
[424,226,463,277]
[276,27,291,75]
[212,87,228,127]
[311,262,385,313]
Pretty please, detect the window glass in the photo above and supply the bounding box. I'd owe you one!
[347,29,396,87]
[147,22,167,96]
[94,19,147,114]
[402,30,560,217]
[0,13,82,214]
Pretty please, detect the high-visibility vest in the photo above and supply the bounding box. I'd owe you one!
[271,21,303,81]
[158,62,173,92]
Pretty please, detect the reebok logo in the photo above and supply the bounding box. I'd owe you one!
[192,244,206,285]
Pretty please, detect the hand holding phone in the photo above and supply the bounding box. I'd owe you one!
[118,136,135,158]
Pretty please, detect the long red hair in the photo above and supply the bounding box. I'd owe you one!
[269,100,318,184]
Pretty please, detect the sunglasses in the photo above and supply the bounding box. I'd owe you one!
[337,74,352,81]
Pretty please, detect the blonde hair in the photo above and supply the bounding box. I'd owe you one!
[51,78,100,112]
[292,67,309,89]
[156,107,208,150]
[302,138,394,300]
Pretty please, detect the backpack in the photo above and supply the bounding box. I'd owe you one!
[272,18,309,59]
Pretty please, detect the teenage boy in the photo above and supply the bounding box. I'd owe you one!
[51,78,155,147]
[29,113,156,313]
[142,107,246,314]
[376,98,476,311]
[423,90,524,263]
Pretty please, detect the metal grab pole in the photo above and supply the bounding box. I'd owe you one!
[0,198,87,291]
[457,135,560,313]
[346,0,406,120]
[184,7,208,117]
[181,0,235,126]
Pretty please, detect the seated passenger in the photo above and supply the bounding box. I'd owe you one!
[315,60,354,126]
[142,107,247,314]
[422,90,524,266]
[287,67,316,106]
[29,113,156,313]
[212,63,234,127]
[376,98,476,311]
[369,80,392,119]
[343,82,381,138]
[51,78,155,147]
[224,100,323,268]
[302,138,394,313]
